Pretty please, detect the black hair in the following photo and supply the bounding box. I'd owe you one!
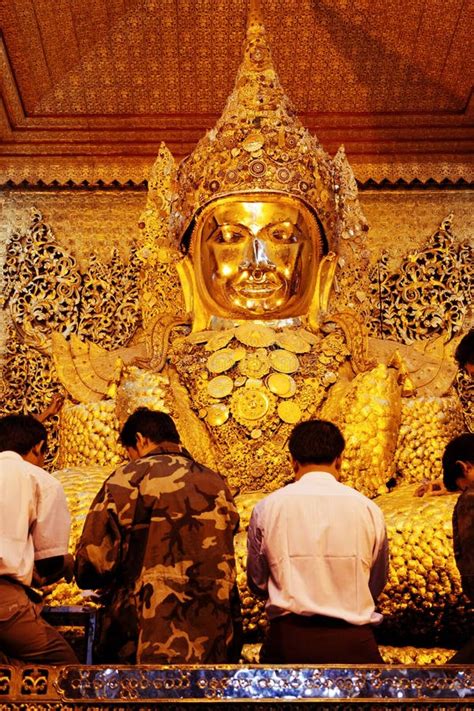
[289,419,345,465]
[455,329,474,369]
[119,407,180,449]
[0,414,48,455]
[180,217,195,255]
[442,433,474,492]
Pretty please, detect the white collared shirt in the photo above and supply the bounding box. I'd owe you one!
[0,451,71,585]
[247,471,389,624]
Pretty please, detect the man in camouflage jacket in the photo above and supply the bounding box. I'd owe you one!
[75,408,242,664]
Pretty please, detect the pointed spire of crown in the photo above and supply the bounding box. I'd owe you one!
[169,0,367,259]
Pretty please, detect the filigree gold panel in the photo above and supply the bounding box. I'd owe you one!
[1,208,142,461]
[367,214,472,344]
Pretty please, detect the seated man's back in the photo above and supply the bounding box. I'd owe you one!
[75,408,241,664]
[0,414,77,665]
[253,474,387,625]
[247,419,388,664]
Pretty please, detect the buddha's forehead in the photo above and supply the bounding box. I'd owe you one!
[196,193,314,230]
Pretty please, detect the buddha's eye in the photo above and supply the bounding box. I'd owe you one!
[212,225,247,244]
[271,228,296,243]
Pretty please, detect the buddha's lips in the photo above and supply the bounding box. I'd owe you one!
[232,274,284,299]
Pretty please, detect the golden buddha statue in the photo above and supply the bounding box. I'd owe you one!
[59,1,398,497]
[48,1,403,498]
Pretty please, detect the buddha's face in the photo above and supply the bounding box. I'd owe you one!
[192,194,322,319]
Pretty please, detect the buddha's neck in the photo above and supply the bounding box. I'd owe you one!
[209,315,303,330]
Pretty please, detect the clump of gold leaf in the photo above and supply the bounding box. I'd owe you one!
[395,395,465,484]
[57,400,125,469]
[115,366,170,427]
[377,484,469,647]
[379,646,455,665]
[322,363,401,498]
[44,466,113,607]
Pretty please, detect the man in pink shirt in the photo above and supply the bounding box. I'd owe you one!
[247,419,389,663]
[0,414,77,665]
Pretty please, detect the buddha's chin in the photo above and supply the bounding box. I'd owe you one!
[204,281,291,319]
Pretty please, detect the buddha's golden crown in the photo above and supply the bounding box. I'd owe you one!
[166,1,367,254]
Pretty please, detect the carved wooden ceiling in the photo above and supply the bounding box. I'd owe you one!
[1,0,473,185]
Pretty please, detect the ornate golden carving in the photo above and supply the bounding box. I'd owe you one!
[137,145,186,350]
[368,214,473,344]
[455,370,474,433]
[0,209,142,460]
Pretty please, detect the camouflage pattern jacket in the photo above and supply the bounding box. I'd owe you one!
[453,487,474,601]
[75,442,242,664]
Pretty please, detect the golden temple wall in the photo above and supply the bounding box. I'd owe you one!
[1,187,473,366]
[361,190,474,264]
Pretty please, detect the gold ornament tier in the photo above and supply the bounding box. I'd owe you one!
[169,325,349,492]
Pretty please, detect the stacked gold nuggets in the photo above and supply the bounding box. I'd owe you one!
[376,483,470,648]
[57,401,125,469]
[324,364,402,498]
[395,395,465,484]
[234,492,268,637]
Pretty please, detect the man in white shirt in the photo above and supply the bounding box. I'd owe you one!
[247,419,389,663]
[0,414,78,664]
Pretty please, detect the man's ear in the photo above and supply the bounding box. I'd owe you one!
[135,432,150,456]
[456,460,472,489]
[23,441,45,465]
[136,432,146,448]
[334,455,342,471]
[290,457,300,476]
[457,460,469,475]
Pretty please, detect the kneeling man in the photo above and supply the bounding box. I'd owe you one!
[247,419,388,663]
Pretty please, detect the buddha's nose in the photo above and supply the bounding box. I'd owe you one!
[240,237,275,275]
[251,238,270,267]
